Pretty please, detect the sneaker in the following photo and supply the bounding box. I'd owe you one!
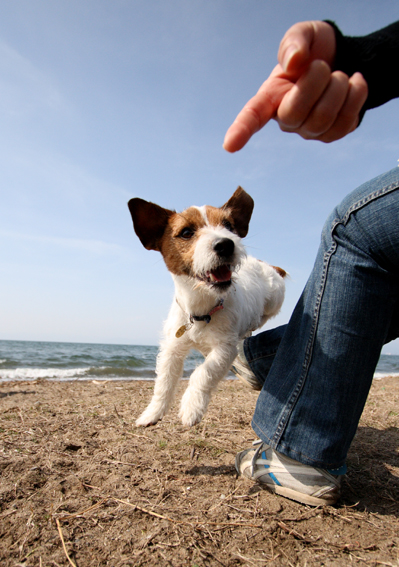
[235,440,345,506]
[231,340,262,391]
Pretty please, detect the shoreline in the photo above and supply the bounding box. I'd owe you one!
[1,372,399,384]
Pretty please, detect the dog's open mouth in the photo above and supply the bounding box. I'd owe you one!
[198,264,233,287]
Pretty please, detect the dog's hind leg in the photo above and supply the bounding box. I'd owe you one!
[179,343,237,426]
[136,338,191,426]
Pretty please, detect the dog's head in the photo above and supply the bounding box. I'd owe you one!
[128,187,254,293]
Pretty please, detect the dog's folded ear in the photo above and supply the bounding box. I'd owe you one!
[222,186,254,237]
[271,265,287,279]
[128,198,174,251]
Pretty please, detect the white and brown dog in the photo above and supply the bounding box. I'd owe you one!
[128,187,285,427]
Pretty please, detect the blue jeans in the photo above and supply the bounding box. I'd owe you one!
[245,167,399,470]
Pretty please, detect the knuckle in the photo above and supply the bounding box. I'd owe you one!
[331,70,349,83]
[278,116,303,131]
[309,110,335,133]
[277,106,303,130]
[302,107,337,138]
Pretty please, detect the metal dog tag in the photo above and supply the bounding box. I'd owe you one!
[175,325,187,338]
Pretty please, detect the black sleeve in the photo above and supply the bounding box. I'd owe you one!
[326,20,399,114]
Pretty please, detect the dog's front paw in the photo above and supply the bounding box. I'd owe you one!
[135,404,165,427]
[179,387,209,427]
[179,408,203,427]
[135,414,160,427]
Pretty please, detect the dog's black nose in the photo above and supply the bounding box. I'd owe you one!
[213,238,235,258]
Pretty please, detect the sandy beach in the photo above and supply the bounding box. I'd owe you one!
[1,377,399,566]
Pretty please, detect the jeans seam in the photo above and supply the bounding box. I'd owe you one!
[247,352,278,363]
[244,335,281,364]
[341,182,399,226]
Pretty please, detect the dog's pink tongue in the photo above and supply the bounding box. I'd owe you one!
[211,265,232,282]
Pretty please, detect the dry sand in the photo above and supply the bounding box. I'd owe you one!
[1,376,399,566]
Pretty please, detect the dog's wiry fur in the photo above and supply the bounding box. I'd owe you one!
[128,187,286,427]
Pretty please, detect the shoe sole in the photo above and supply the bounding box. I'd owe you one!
[263,483,338,507]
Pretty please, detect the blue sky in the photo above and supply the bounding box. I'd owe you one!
[1,1,399,353]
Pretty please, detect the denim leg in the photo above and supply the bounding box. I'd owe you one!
[248,167,399,469]
[243,325,286,387]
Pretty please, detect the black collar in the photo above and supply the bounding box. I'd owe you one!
[175,298,224,338]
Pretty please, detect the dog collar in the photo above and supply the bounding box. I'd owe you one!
[175,299,224,338]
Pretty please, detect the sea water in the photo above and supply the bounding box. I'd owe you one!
[0,339,398,382]
[0,340,187,381]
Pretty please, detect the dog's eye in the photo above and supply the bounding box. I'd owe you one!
[222,220,234,232]
[179,227,194,240]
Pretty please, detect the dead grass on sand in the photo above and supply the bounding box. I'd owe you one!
[1,377,399,566]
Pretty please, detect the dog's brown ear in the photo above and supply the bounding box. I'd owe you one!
[222,186,254,237]
[128,198,173,251]
[272,266,287,278]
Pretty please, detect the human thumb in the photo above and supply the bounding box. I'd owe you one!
[278,23,313,75]
[281,43,302,73]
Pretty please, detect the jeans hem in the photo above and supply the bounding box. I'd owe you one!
[252,418,347,470]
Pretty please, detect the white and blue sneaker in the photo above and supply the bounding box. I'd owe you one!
[235,440,345,506]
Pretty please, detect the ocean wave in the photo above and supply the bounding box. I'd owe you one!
[0,367,90,381]
[0,365,156,381]
[373,372,399,380]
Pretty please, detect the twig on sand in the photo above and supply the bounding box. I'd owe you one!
[113,498,264,529]
[55,519,77,567]
[277,521,319,544]
[56,498,108,521]
[55,495,263,530]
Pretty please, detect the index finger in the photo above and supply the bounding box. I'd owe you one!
[223,69,292,152]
